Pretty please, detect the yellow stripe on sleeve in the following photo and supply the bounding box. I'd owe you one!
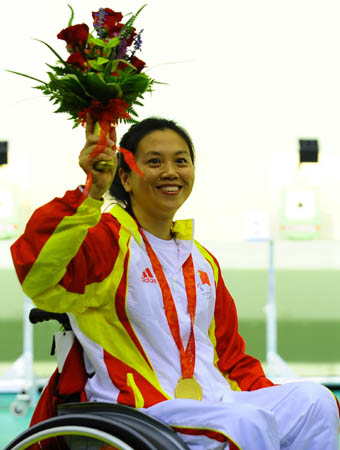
[194,241,219,284]
[208,317,220,369]
[23,196,102,299]
[127,373,145,408]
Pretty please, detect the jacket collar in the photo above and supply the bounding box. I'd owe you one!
[109,204,194,245]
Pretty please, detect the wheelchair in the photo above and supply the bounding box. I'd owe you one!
[4,308,190,450]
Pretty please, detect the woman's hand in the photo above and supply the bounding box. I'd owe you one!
[79,114,117,200]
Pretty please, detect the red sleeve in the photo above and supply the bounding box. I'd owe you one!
[11,188,120,299]
[212,262,274,391]
[11,188,87,285]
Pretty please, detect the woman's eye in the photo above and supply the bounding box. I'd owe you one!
[177,157,188,164]
[147,158,161,165]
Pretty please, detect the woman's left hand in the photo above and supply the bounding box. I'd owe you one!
[79,114,118,200]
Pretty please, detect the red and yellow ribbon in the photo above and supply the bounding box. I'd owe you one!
[78,98,143,193]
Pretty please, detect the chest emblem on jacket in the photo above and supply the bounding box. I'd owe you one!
[198,270,210,286]
[141,268,157,284]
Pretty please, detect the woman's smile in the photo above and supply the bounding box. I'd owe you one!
[156,184,182,194]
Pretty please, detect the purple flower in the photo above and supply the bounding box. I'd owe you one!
[117,39,128,59]
[93,8,107,39]
[133,30,143,51]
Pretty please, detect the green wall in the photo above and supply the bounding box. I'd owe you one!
[223,268,340,362]
[1,268,339,362]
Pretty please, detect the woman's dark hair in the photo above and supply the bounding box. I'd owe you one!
[109,117,195,209]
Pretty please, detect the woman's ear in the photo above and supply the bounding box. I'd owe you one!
[119,168,132,193]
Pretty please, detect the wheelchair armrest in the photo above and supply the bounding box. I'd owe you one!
[29,308,71,329]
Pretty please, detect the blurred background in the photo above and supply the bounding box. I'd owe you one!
[0,0,339,445]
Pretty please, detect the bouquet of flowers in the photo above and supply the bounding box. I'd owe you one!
[9,5,156,187]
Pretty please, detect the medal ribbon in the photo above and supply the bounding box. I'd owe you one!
[140,230,197,379]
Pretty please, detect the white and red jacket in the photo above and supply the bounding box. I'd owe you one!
[11,187,274,410]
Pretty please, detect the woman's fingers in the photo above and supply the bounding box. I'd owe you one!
[85,113,94,138]
[109,126,117,146]
[79,146,115,173]
[91,148,117,172]
[89,151,118,199]
[80,117,118,198]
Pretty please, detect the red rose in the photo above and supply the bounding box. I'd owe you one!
[57,24,89,49]
[102,8,123,27]
[130,56,146,73]
[92,8,123,37]
[111,57,145,76]
[125,28,137,46]
[92,8,123,25]
[92,9,136,42]
[66,52,87,70]
[107,24,136,44]
[107,22,124,38]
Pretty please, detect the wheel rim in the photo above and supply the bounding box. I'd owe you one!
[9,425,135,450]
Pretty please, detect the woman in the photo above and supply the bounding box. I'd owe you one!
[11,116,339,449]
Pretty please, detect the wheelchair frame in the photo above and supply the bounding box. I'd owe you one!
[4,308,190,450]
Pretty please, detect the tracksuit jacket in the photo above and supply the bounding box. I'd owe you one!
[11,187,274,410]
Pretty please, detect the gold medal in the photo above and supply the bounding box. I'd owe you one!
[174,377,203,401]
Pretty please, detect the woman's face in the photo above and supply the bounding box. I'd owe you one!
[120,128,195,222]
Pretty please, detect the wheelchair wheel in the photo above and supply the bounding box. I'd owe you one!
[4,414,159,450]
[58,402,190,450]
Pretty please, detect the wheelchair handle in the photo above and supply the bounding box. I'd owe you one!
[29,308,70,328]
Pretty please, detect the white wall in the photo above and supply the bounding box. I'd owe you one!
[1,0,340,248]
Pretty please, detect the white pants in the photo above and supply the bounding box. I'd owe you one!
[144,381,339,450]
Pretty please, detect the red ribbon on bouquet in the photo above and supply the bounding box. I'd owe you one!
[78,98,143,194]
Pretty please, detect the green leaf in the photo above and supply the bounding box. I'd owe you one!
[120,4,146,37]
[119,74,150,103]
[97,57,109,65]
[45,73,92,101]
[107,37,120,49]
[103,58,139,79]
[87,60,104,71]
[34,39,66,66]
[109,61,119,74]
[82,72,122,100]
[67,4,75,27]
[55,92,88,113]
[87,35,107,48]
[106,82,123,98]
[5,69,46,85]
[45,63,73,76]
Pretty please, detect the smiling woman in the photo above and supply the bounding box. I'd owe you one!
[112,119,195,240]
[9,116,340,450]
[109,117,196,232]
[120,129,194,239]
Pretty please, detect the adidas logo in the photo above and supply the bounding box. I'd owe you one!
[141,268,157,283]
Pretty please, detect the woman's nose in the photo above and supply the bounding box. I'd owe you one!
[160,161,178,178]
